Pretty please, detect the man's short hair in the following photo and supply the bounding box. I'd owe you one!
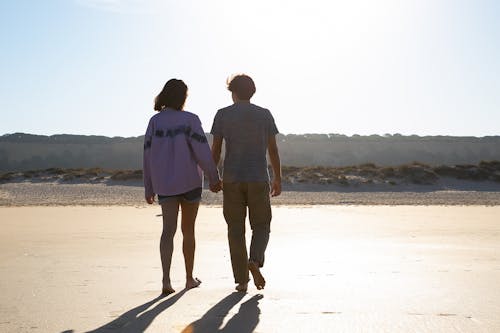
[227,74,256,100]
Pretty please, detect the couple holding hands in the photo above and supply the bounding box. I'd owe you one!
[143,74,281,294]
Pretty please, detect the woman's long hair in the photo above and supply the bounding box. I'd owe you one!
[154,79,188,111]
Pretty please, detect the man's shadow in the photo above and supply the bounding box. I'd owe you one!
[181,292,263,333]
[69,289,187,333]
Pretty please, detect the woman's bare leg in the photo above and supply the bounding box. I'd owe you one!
[180,200,201,289]
[160,200,180,294]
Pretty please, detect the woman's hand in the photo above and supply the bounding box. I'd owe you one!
[145,194,155,204]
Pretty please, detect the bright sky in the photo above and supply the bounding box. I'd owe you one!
[1,0,499,137]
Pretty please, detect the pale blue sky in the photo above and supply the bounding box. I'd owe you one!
[1,0,499,137]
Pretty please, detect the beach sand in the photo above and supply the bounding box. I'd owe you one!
[1,206,499,332]
[1,181,500,206]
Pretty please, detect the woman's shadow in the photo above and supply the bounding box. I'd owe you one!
[181,292,263,333]
[69,289,188,333]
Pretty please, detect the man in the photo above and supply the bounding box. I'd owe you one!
[211,74,282,292]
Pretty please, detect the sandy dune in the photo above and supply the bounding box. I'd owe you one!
[1,206,499,332]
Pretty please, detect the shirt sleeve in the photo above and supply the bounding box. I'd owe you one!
[143,118,154,197]
[189,115,220,185]
[210,110,223,137]
[267,109,279,136]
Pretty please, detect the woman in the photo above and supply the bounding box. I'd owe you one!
[143,79,221,295]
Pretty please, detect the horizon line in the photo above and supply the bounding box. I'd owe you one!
[1,131,499,139]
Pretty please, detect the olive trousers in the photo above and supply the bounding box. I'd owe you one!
[223,182,272,284]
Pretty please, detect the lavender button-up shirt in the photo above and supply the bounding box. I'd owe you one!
[143,108,219,197]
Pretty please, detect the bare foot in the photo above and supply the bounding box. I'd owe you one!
[186,277,202,289]
[162,284,175,295]
[249,261,266,290]
[235,282,248,292]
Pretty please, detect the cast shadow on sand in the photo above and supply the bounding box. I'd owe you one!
[62,289,188,333]
[61,291,261,333]
[181,292,263,333]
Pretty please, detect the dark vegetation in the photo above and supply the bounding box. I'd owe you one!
[0,168,143,183]
[1,161,499,186]
[281,160,500,185]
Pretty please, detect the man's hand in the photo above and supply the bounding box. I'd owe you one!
[268,135,282,197]
[270,179,281,197]
[145,194,155,204]
[210,180,223,193]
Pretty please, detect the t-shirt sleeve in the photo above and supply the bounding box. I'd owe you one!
[210,110,223,137]
[267,110,279,136]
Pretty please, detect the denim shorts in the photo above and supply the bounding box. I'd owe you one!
[158,187,202,204]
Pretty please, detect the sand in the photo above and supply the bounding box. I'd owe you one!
[1,205,499,332]
[1,182,500,206]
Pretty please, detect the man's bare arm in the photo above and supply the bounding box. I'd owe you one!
[268,135,282,197]
[210,135,223,192]
[211,135,223,167]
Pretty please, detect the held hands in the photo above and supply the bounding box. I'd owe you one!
[270,179,282,197]
[210,180,223,193]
